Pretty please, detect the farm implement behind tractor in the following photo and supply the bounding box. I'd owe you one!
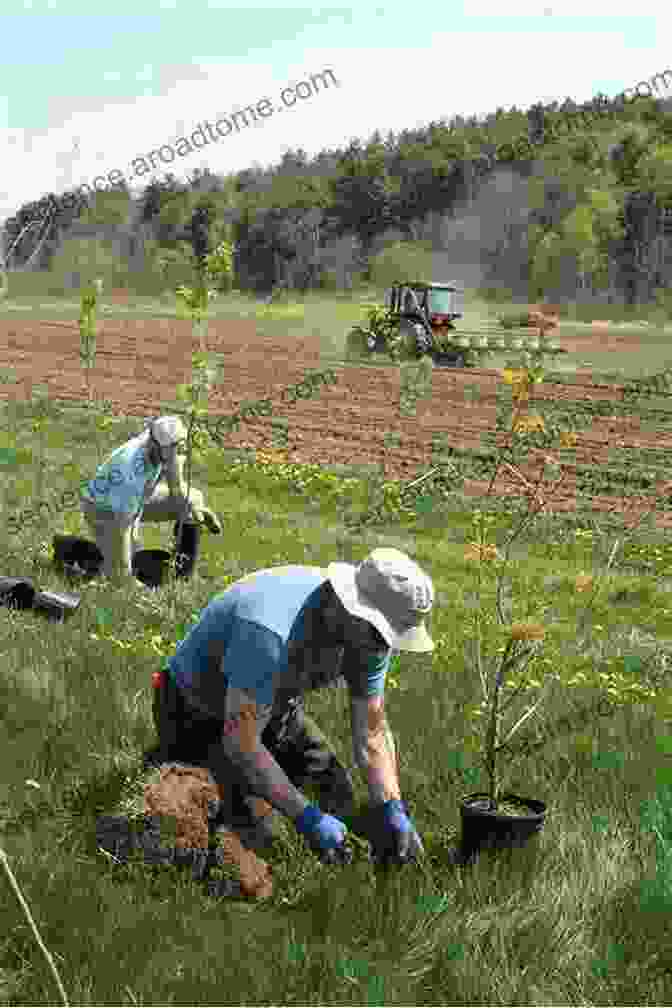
[347,283,567,368]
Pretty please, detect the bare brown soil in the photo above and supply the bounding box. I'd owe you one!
[558,324,653,355]
[2,317,671,528]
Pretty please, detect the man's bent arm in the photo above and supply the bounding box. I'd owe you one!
[350,695,401,804]
[213,690,309,821]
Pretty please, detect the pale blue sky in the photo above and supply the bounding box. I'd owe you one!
[0,2,669,225]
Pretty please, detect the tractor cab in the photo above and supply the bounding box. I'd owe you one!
[386,282,464,329]
[385,281,466,364]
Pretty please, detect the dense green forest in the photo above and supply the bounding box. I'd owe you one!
[2,91,672,307]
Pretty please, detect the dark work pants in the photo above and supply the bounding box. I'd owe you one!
[149,669,354,849]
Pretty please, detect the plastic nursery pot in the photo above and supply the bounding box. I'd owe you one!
[32,589,81,621]
[53,534,103,579]
[0,576,36,610]
[132,548,175,588]
[0,576,81,620]
[457,792,547,866]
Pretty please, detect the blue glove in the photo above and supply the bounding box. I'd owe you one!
[374,799,424,866]
[294,804,349,861]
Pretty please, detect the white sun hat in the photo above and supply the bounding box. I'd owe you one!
[327,547,435,653]
[149,416,188,449]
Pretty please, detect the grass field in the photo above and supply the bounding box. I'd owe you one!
[2,288,672,1004]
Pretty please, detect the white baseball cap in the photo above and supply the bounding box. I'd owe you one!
[149,416,188,448]
[327,548,435,653]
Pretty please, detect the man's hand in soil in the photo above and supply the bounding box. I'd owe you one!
[294,803,352,864]
[369,799,424,867]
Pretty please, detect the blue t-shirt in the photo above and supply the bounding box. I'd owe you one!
[167,566,389,719]
[80,431,162,518]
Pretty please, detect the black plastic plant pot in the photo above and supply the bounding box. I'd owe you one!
[132,548,175,588]
[0,576,36,610]
[33,589,81,622]
[0,577,80,620]
[53,535,103,579]
[433,352,466,368]
[458,792,547,866]
[173,520,200,579]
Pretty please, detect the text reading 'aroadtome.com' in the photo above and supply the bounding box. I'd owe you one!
[24,69,340,221]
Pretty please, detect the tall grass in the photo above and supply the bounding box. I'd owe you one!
[1,295,672,1004]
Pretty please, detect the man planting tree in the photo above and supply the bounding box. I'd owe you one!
[75,415,222,584]
[146,548,434,866]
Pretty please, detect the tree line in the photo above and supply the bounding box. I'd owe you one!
[3,90,672,306]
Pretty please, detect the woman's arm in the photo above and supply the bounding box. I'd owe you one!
[163,446,189,499]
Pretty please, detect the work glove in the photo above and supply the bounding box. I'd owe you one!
[191,507,222,534]
[369,799,425,867]
[188,507,223,534]
[294,803,353,865]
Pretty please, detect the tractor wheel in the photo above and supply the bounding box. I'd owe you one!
[397,320,425,361]
[346,326,373,359]
[433,351,467,368]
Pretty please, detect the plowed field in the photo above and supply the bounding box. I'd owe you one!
[2,316,671,528]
